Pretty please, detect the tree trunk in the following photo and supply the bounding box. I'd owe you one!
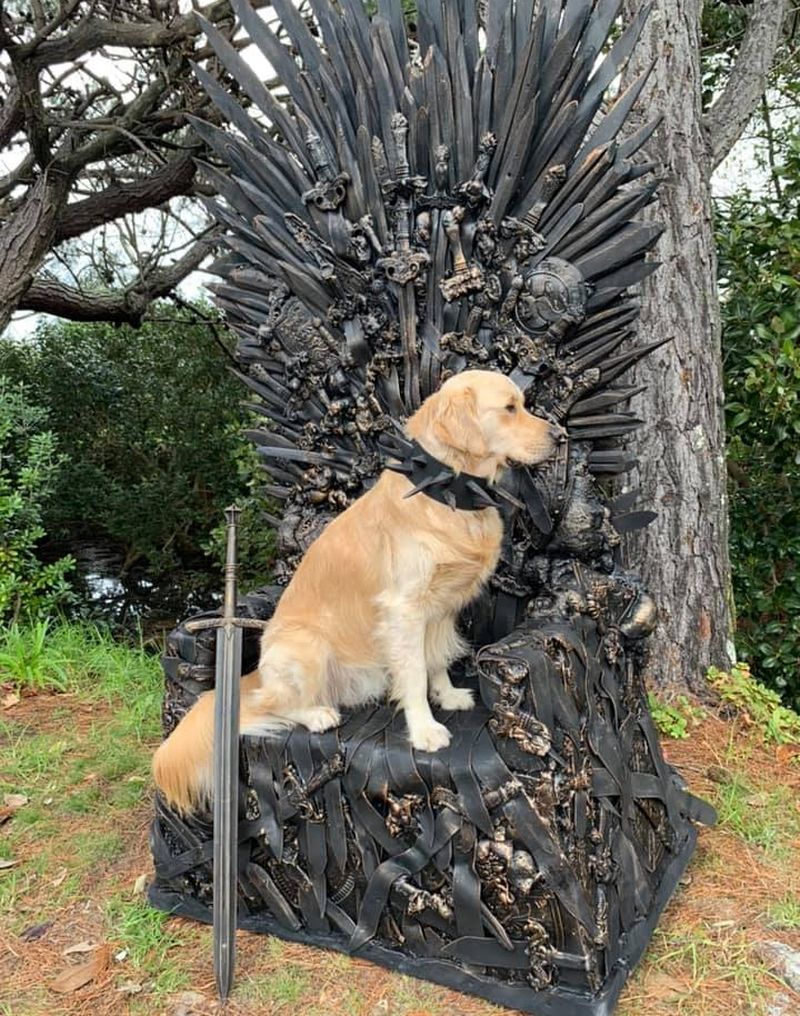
[0,169,72,334]
[621,0,733,692]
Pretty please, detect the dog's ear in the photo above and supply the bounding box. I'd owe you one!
[433,386,488,457]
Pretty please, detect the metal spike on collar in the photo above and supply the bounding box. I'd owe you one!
[403,469,453,499]
[466,480,502,509]
[493,487,526,511]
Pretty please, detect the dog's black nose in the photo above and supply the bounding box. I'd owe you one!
[549,424,568,444]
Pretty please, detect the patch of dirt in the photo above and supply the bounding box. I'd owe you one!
[2,689,108,738]
[1,697,799,1016]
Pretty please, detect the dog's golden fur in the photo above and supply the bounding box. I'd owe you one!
[152,370,560,813]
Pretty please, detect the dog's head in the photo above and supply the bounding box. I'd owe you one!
[407,370,564,479]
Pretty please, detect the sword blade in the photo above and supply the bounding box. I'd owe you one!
[213,507,242,1000]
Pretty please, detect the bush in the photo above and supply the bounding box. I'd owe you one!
[0,378,74,622]
[717,196,800,710]
[0,304,274,590]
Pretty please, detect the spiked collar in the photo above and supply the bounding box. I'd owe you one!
[381,436,508,511]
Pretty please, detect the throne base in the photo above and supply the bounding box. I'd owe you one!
[149,595,713,1016]
[148,824,696,1016]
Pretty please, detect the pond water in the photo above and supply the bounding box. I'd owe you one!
[59,540,221,645]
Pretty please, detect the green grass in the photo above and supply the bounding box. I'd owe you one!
[0,622,163,927]
[0,621,162,799]
[765,893,800,929]
[712,772,800,859]
[0,620,71,692]
[238,938,313,1007]
[72,828,126,865]
[0,988,50,1016]
[393,975,448,1014]
[619,925,774,1016]
[0,722,76,786]
[0,868,28,915]
[240,969,311,1006]
[0,618,162,708]
[0,849,74,918]
[105,896,190,996]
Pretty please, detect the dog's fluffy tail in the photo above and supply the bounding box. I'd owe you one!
[152,670,286,814]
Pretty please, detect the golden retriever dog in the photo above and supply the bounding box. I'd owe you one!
[153,370,561,813]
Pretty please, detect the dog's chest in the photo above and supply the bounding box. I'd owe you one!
[427,510,503,607]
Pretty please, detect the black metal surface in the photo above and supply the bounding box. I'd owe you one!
[148,2,716,1012]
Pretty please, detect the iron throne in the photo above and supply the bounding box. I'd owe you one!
[148,2,715,1013]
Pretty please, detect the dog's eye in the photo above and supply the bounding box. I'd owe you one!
[506,403,517,413]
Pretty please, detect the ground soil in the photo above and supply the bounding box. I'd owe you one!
[1,693,798,1016]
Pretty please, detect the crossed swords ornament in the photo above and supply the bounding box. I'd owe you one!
[184,507,267,1000]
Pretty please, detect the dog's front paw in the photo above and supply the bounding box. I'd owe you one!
[433,686,475,711]
[409,720,452,753]
[300,706,341,732]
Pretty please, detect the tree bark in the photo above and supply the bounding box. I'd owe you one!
[0,169,73,335]
[619,0,789,692]
[621,0,733,692]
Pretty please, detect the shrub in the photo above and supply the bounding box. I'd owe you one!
[0,378,74,622]
[648,693,705,740]
[708,662,800,746]
[0,304,275,590]
[717,196,800,710]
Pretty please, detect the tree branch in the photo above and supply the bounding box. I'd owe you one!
[703,0,789,170]
[57,53,190,172]
[26,0,270,67]
[19,235,216,325]
[54,153,199,242]
[0,83,24,149]
[0,150,36,201]
[3,52,51,168]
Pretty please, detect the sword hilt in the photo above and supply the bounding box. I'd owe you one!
[223,504,240,622]
[185,504,269,635]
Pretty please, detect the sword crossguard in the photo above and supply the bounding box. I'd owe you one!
[184,616,269,634]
